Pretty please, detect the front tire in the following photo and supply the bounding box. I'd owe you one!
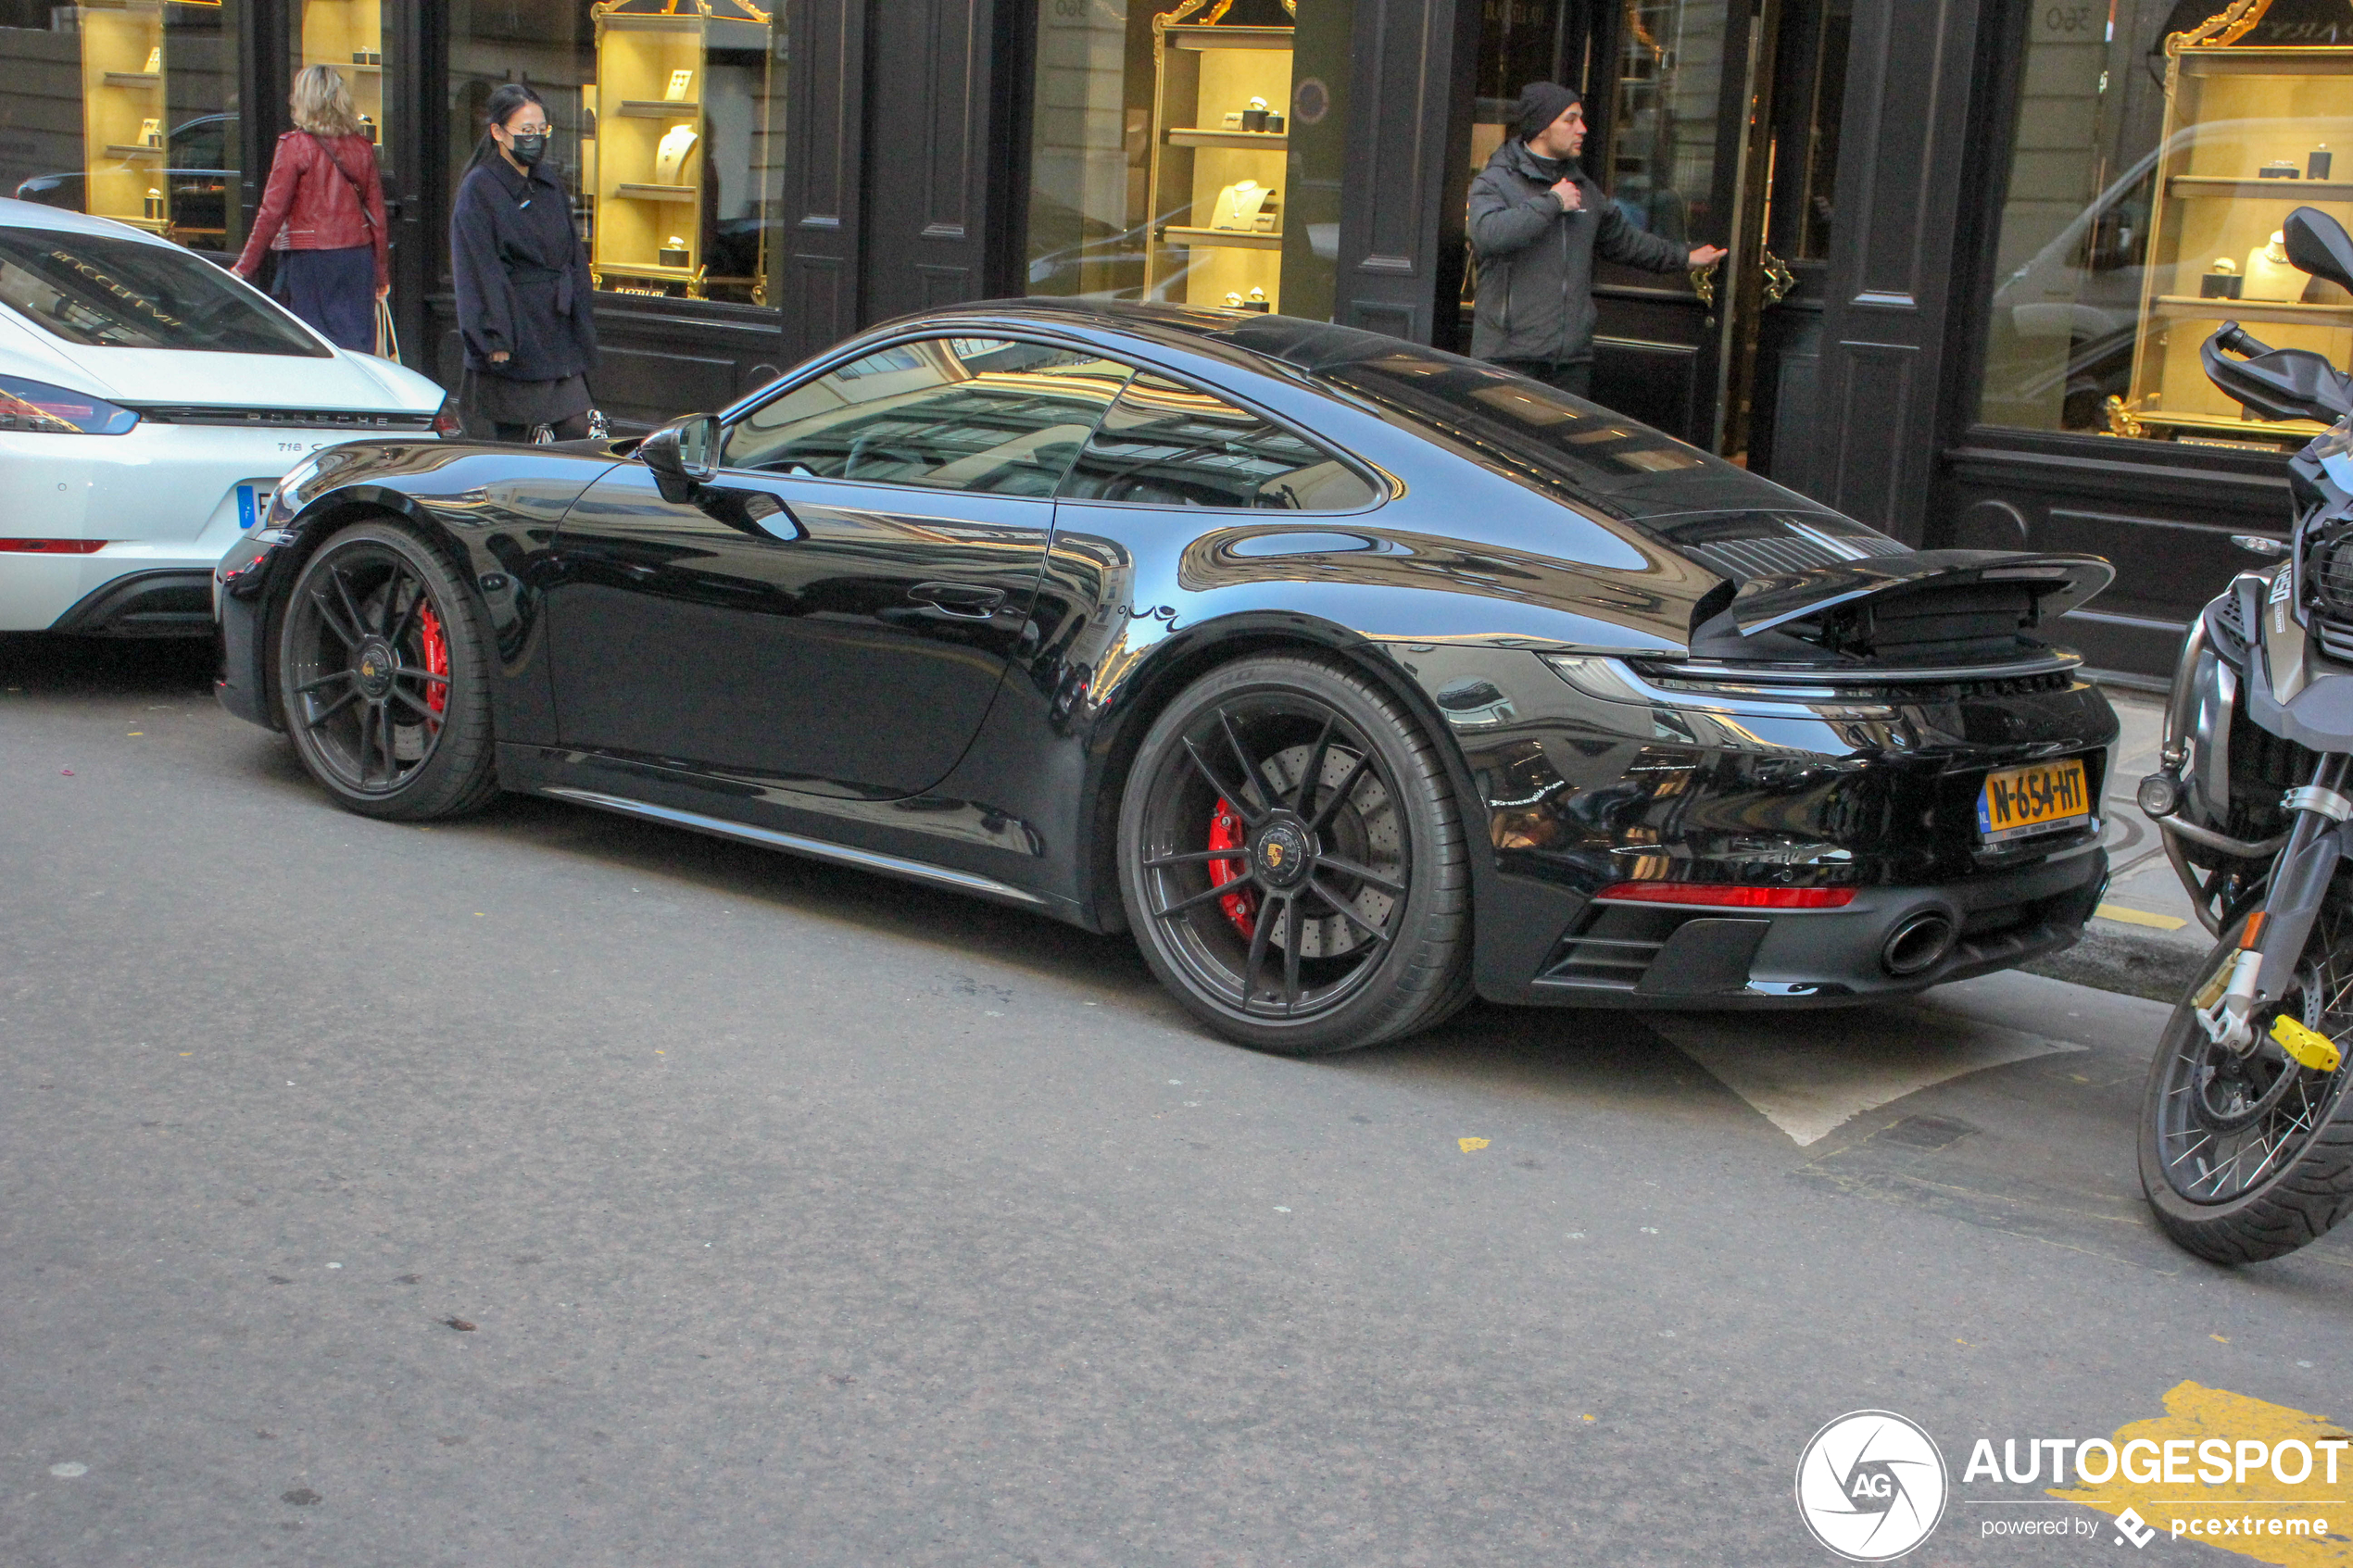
[2140,908,2353,1262]
[1118,653,1471,1055]
[277,519,499,822]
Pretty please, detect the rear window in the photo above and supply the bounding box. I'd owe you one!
[0,230,328,357]
[1322,350,1726,494]
[1214,317,1821,502]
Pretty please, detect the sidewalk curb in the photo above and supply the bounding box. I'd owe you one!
[2023,924,2207,1006]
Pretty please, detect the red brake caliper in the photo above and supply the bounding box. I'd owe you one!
[1207,798,1258,937]
[418,600,449,717]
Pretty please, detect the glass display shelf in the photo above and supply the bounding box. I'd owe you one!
[586,0,770,302]
[1144,6,1295,311]
[77,3,170,234]
[2115,18,2353,445]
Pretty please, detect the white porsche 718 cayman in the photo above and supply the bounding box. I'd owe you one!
[0,197,451,635]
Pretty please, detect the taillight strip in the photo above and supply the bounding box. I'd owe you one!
[1595,881,1856,909]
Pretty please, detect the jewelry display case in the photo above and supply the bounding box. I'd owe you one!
[297,0,384,146]
[2114,6,2353,447]
[586,0,769,301]
[76,2,170,234]
[1145,1,1295,311]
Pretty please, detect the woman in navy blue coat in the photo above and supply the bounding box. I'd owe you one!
[450,84,598,441]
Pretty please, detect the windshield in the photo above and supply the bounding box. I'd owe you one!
[0,230,328,356]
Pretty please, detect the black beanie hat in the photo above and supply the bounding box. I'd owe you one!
[1516,82,1582,142]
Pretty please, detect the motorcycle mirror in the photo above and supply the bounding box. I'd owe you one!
[2284,207,2353,296]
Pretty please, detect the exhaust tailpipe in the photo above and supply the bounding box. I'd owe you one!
[1882,912,1957,977]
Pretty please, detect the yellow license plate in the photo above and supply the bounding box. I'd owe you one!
[1977,759,2091,843]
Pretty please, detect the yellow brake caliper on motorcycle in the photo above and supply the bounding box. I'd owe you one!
[2271,1014,2344,1073]
[2195,911,2347,1073]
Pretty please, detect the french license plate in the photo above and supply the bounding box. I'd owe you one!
[1977,758,2091,844]
[235,483,274,530]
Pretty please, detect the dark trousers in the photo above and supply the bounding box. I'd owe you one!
[1489,358,1592,400]
[272,245,375,353]
[492,411,592,443]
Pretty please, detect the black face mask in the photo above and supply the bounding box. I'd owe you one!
[507,131,547,168]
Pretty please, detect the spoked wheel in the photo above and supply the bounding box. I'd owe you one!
[2141,905,2353,1262]
[277,521,500,822]
[1119,653,1470,1055]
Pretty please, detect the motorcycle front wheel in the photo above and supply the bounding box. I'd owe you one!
[2141,906,2353,1263]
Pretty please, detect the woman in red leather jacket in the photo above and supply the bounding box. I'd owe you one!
[232,64,387,352]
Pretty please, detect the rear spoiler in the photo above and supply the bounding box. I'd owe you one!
[1726,550,2115,637]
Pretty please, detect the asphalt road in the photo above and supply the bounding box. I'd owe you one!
[5,635,2351,1568]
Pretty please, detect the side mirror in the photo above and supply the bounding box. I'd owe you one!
[638,412,720,488]
[2284,207,2353,296]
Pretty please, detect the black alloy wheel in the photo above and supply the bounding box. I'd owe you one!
[2141,905,2353,1262]
[1119,653,1471,1054]
[278,520,500,822]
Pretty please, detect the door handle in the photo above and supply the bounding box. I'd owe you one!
[1760,247,1796,307]
[908,582,1005,618]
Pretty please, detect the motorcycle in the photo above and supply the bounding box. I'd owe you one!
[2141,206,2353,1263]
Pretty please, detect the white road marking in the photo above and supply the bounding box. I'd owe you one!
[1651,1006,2085,1146]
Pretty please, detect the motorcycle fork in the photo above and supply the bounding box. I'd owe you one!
[2200,752,2352,1052]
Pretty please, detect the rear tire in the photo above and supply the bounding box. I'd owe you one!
[2140,909,2353,1262]
[277,519,499,822]
[1118,652,1472,1055]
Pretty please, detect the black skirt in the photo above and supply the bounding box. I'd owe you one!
[472,371,588,430]
[273,245,375,353]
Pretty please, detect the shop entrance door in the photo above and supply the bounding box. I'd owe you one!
[1707,0,1849,485]
[1596,0,1849,478]
[1466,1,1849,486]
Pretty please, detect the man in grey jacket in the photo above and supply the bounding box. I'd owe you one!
[1468,82,1725,399]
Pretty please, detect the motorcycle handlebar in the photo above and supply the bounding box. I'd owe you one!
[2214,322,2271,358]
[2202,321,2353,423]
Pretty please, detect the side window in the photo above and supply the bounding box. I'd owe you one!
[1059,373,1378,511]
[719,337,1131,496]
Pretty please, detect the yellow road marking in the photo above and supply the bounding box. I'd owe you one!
[1458,1137,1489,1152]
[2098,902,2190,931]
[2048,1382,2353,1565]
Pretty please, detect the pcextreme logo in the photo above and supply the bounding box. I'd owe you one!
[1795,1411,1949,1562]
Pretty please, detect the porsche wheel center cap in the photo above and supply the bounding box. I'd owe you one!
[355,639,395,698]
[1253,822,1311,888]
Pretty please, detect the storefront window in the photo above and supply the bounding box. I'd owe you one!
[1978,0,2353,446]
[1025,0,1352,320]
[1606,0,1725,249]
[292,2,389,164]
[0,0,246,256]
[447,0,786,306]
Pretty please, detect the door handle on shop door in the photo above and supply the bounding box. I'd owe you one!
[908,582,1005,618]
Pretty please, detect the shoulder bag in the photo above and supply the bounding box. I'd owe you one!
[308,132,397,362]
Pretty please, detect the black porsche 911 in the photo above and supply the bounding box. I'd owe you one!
[213,300,2120,1054]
